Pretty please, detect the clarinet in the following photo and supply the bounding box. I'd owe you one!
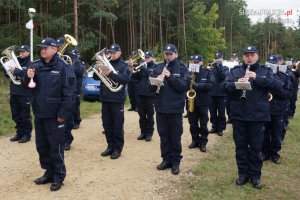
[240,63,251,100]
[155,61,169,94]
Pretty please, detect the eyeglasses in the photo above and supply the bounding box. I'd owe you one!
[164,53,174,56]
[244,53,255,57]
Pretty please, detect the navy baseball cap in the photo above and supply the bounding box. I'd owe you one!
[267,55,277,64]
[107,44,121,53]
[276,55,283,61]
[130,51,137,57]
[19,45,30,52]
[71,49,80,55]
[193,54,203,63]
[243,46,258,54]
[37,38,57,47]
[56,37,65,46]
[215,52,223,59]
[232,53,238,57]
[163,44,177,53]
[145,50,154,58]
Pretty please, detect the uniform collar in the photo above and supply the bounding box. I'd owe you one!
[243,62,259,71]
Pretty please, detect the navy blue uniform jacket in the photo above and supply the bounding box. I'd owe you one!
[151,59,190,114]
[223,63,282,121]
[21,53,75,119]
[134,60,156,97]
[93,57,130,103]
[192,66,215,106]
[210,63,228,96]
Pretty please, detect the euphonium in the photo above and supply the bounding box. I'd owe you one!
[291,61,299,72]
[58,34,78,65]
[0,46,23,85]
[88,48,123,92]
[187,71,196,112]
[130,49,146,73]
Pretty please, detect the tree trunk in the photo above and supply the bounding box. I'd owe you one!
[159,0,163,49]
[74,0,78,41]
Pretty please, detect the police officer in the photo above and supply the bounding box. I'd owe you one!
[183,56,195,118]
[93,43,130,159]
[151,44,189,175]
[188,55,215,152]
[209,52,228,136]
[223,46,282,189]
[135,50,156,142]
[23,38,75,191]
[262,55,292,164]
[56,37,76,151]
[70,49,85,129]
[286,57,300,119]
[5,45,32,143]
[127,51,139,111]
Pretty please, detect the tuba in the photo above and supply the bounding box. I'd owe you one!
[88,48,123,92]
[187,71,196,112]
[130,49,146,73]
[58,34,78,65]
[0,46,23,85]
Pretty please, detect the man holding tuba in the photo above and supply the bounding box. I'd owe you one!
[187,55,214,153]
[3,45,32,143]
[223,46,282,189]
[56,37,77,151]
[93,43,130,160]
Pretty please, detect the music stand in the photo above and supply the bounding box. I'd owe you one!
[149,77,164,87]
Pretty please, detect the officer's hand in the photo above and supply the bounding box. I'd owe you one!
[246,71,256,80]
[8,67,16,73]
[57,117,65,123]
[101,68,111,76]
[162,68,171,77]
[27,68,35,78]
[238,77,248,82]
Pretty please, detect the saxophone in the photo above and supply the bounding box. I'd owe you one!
[186,71,196,112]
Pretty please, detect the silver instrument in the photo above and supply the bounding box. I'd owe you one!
[0,46,23,85]
[88,48,123,92]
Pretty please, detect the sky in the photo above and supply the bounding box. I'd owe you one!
[244,0,300,27]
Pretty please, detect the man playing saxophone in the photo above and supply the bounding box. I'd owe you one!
[93,43,130,159]
[187,55,214,152]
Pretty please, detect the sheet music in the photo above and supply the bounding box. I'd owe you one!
[149,77,164,87]
[234,82,252,90]
[3,59,18,71]
[188,63,200,73]
[223,61,239,69]
[265,62,287,73]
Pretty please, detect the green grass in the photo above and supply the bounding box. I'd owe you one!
[179,97,300,200]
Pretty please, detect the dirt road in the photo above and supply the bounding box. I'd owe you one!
[0,110,219,200]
